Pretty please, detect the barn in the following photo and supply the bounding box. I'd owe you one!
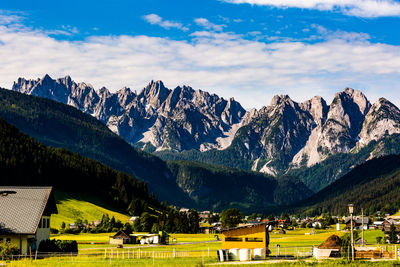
[222,223,270,258]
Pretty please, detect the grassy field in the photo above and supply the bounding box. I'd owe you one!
[1,228,394,267]
[51,191,130,229]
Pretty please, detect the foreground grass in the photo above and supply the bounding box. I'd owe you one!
[3,258,399,267]
[3,257,215,266]
[51,191,130,229]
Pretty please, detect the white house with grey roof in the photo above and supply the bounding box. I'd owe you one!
[0,186,58,255]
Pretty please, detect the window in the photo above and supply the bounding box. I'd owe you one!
[38,219,42,228]
[225,237,242,242]
[47,218,50,228]
[245,237,263,242]
[43,218,47,228]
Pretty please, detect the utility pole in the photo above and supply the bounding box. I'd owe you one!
[361,208,364,247]
[349,204,354,261]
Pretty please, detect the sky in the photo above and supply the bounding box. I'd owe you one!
[1,0,400,109]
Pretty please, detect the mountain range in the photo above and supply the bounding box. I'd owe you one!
[11,75,400,191]
[13,75,245,152]
[0,88,311,211]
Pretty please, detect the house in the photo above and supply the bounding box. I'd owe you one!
[128,216,139,223]
[109,230,132,245]
[345,217,370,230]
[0,186,58,255]
[383,219,400,233]
[69,223,78,229]
[179,208,189,213]
[199,211,211,220]
[222,223,271,257]
[370,221,384,230]
[199,222,216,234]
[92,220,101,227]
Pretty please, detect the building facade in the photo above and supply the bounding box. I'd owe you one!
[0,187,58,255]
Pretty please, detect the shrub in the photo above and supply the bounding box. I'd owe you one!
[38,239,78,253]
[0,242,19,257]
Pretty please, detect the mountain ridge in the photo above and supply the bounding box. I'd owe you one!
[11,75,400,186]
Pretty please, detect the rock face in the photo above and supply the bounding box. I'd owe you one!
[293,88,372,167]
[358,98,400,145]
[12,75,246,151]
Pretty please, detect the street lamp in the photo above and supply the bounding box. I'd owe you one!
[348,204,354,261]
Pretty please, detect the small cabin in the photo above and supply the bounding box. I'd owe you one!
[0,186,58,255]
[222,223,270,254]
[109,230,132,245]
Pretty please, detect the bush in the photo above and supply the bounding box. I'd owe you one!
[0,242,19,257]
[38,239,78,253]
[50,228,59,234]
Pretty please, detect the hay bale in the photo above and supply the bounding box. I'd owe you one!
[318,235,341,249]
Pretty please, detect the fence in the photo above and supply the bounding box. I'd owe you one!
[3,245,397,264]
[0,247,313,263]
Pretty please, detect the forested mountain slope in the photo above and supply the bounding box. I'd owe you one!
[296,154,400,216]
[0,117,160,216]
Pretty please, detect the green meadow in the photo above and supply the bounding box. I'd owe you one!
[51,191,130,229]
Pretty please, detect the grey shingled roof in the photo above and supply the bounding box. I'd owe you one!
[0,187,55,234]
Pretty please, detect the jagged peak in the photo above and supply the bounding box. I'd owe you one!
[42,74,53,81]
[270,94,293,106]
[97,86,110,97]
[116,86,133,95]
[142,80,170,97]
[370,97,400,112]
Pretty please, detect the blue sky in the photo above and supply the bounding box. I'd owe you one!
[1,0,400,108]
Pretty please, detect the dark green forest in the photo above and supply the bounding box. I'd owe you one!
[288,134,400,192]
[167,161,313,211]
[295,154,400,216]
[0,117,160,215]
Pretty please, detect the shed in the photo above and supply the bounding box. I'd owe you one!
[109,230,132,245]
[222,223,270,256]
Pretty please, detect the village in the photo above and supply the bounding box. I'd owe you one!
[2,187,400,266]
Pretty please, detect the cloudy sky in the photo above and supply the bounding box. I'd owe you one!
[1,0,400,109]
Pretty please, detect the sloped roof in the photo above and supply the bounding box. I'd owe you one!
[344,216,369,224]
[0,186,58,234]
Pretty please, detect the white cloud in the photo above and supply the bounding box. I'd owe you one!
[223,0,400,18]
[46,25,79,36]
[143,14,189,31]
[194,18,225,31]
[1,14,400,109]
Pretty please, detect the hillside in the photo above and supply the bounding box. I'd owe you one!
[51,191,130,229]
[167,161,313,211]
[296,154,400,216]
[0,117,161,216]
[0,88,192,206]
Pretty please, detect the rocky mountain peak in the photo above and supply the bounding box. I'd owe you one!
[301,96,329,126]
[270,94,292,106]
[358,97,400,146]
[42,74,52,82]
[141,80,170,108]
[97,87,111,98]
